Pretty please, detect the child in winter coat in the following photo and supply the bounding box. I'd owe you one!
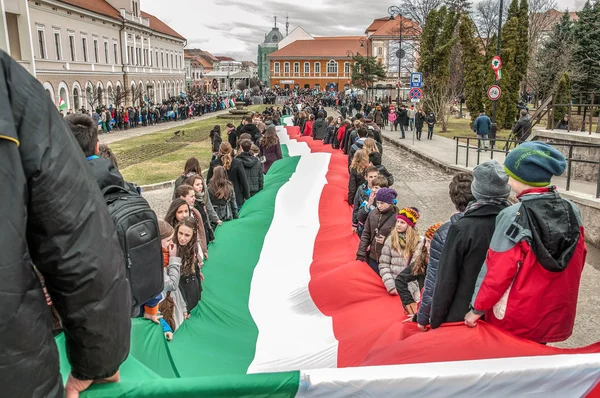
[208,166,238,221]
[357,188,400,274]
[368,152,394,186]
[352,166,380,231]
[378,207,422,294]
[348,150,369,204]
[184,174,222,232]
[395,223,442,315]
[157,221,182,339]
[356,176,389,236]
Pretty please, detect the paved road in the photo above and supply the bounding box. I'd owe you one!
[99,109,231,145]
[144,126,600,349]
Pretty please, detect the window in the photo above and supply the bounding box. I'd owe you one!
[377,47,383,56]
[156,51,159,67]
[150,50,153,67]
[315,62,321,74]
[37,27,46,59]
[133,1,139,17]
[161,52,164,68]
[171,53,174,68]
[81,37,88,62]
[68,33,76,61]
[304,62,310,74]
[180,55,182,69]
[294,62,299,74]
[93,38,99,63]
[284,62,290,75]
[166,52,169,68]
[274,62,280,75]
[114,42,119,64]
[54,30,61,60]
[327,60,338,74]
[344,62,350,75]
[104,40,109,63]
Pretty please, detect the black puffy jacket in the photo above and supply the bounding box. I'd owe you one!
[416,212,463,326]
[312,118,327,140]
[207,156,250,208]
[0,51,131,397]
[237,151,264,197]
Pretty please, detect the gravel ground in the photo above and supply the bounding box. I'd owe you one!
[144,131,600,349]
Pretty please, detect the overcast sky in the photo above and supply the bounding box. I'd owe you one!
[142,0,581,62]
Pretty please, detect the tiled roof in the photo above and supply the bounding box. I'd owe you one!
[141,11,185,40]
[58,0,120,18]
[57,1,184,40]
[195,57,212,68]
[216,56,236,61]
[370,15,420,37]
[366,17,390,33]
[268,37,368,58]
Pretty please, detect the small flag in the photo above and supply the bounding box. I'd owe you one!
[59,97,67,111]
[495,69,502,81]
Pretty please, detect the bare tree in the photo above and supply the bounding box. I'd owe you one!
[85,85,99,111]
[237,80,248,91]
[528,0,558,49]
[109,86,129,108]
[473,0,501,54]
[249,78,261,88]
[129,85,145,107]
[398,0,444,28]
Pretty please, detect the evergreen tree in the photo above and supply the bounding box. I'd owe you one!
[459,14,485,124]
[498,17,520,128]
[482,34,498,120]
[350,54,387,93]
[533,11,574,101]
[515,0,529,93]
[572,1,600,101]
[554,72,572,125]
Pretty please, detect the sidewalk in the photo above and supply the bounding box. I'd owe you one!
[99,109,231,145]
[380,126,600,201]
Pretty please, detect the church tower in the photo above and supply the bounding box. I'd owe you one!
[257,15,285,86]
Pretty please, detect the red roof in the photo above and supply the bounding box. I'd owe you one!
[141,11,185,40]
[216,56,236,61]
[56,1,184,40]
[370,15,420,37]
[269,37,368,59]
[365,17,390,33]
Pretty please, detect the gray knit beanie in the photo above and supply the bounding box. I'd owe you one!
[471,160,511,200]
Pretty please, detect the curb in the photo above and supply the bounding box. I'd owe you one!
[381,134,468,175]
[140,180,174,192]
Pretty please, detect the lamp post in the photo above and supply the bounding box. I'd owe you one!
[388,6,403,106]
[490,0,504,147]
[359,37,370,102]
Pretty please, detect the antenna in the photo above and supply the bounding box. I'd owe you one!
[286,13,289,36]
[274,14,277,28]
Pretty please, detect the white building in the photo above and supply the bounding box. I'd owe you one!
[0,0,186,110]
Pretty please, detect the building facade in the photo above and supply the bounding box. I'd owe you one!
[365,15,420,100]
[0,0,185,111]
[268,36,366,90]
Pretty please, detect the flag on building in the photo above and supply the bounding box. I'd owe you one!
[58,98,67,112]
[53,118,600,397]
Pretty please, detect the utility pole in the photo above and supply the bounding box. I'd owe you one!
[388,6,403,105]
[490,0,504,147]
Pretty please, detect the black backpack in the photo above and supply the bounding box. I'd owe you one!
[102,185,163,313]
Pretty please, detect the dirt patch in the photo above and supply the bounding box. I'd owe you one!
[166,127,212,143]
[117,143,188,168]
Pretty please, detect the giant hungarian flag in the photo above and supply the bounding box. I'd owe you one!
[55,118,600,397]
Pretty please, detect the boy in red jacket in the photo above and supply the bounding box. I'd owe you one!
[465,142,587,343]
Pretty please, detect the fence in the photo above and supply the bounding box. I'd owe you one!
[454,136,600,198]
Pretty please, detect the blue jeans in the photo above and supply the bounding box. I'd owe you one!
[400,124,406,138]
[409,118,414,131]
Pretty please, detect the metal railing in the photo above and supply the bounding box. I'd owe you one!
[454,136,600,198]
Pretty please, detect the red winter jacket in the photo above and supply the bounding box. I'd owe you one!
[472,187,587,343]
[337,124,348,144]
[303,120,314,136]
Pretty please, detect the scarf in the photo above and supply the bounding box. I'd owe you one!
[465,198,511,214]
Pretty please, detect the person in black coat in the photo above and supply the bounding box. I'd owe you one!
[415,109,425,140]
[207,142,250,209]
[240,115,261,143]
[210,125,223,159]
[312,112,327,140]
[237,139,264,197]
[430,161,511,329]
[397,106,408,139]
[0,51,131,397]
[226,123,237,149]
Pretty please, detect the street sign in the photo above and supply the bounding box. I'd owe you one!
[410,72,423,88]
[487,85,501,101]
[409,87,423,100]
[411,98,420,103]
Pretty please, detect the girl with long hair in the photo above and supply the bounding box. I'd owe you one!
[184,174,222,230]
[208,166,238,221]
[174,184,209,255]
[174,217,202,318]
[363,137,379,155]
[173,157,203,199]
[395,223,443,317]
[348,149,369,204]
[165,199,190,227]
[207,142,249,209]
[259,127,283,174]
[378,207,422,296]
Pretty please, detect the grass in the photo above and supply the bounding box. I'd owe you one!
[437,116,512,140]
[112,104,269,185]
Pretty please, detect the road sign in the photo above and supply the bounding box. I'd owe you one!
[411,98,420,103]
[491,56,502,71]
[409,87,423,100]
[487,85,501,101]
[410,72,423,88]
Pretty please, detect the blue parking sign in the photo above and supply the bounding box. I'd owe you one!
[410,72,423,88]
